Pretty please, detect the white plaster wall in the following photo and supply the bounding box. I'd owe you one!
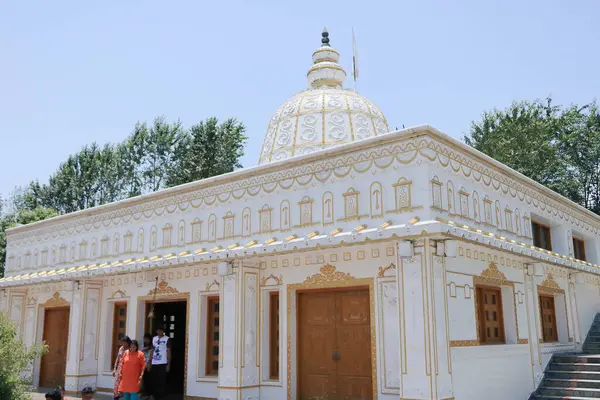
[452,345,533,400]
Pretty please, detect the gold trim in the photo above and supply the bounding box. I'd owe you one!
[303,264,355,284]
[538,274,564,294]
[473,262,511,286]
[449,340,479,347]
[147,280,180,296]
[260,273,283,287]
[287,272,377,400]
[377,263,396,277]
[518,339,529,344]
[40,291,69,308]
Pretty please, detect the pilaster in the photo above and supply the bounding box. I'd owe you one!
[218,261,260,400]
[64,281,85,393]
[524,266,545,385]
[396,239,454,399]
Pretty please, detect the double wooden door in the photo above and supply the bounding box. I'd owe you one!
[40,307,70,388]
[298,289,372,400]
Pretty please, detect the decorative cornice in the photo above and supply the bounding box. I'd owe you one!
[7,125,600,248]
[40,292,68,308]
[260,273,283,287]
[538,273,564,294]
[474,262,510,286]
[304,264,355,284]
[147,281,179,296]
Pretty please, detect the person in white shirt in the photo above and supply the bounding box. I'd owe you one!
[150,326,171,400]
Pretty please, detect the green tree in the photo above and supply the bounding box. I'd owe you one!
[139,117,184,193]
[465,97,600,216]
[167,118,247,187]
[557,102,600,214]
[0,312,48,400]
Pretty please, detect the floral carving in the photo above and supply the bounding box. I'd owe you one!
[41,292,69,308]
[147,281,179,296]
[304,264,355,284]
[474,262,509,286]
[539,274,564,294]
[260,273,283,286]
[377,263,396,277]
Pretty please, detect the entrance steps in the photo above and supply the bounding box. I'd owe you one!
[531,314,600,399]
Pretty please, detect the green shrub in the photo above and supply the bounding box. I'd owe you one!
[0,312,48,400]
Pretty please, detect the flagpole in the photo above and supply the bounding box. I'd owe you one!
[352,27,359,92]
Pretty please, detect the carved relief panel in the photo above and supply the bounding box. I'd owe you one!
[208,214,217,241]
[259,205,272,233]
[162,224,172,247]
[495,200,502,229]
[150,227,157,251]
[483,196,493,225]
[223,212,235,239]
[459,187,469,218]
[79,240,88,260]
[41,249,48,266]
[69,242,76,262]
[343,188,359,220]
[137,228,144,253]
[124,232,133,253]
[322,192,334,225]
[392,178,411,212]
[178,220,186,246]
[242,208,251,237]
[280,201,290,231]
[298,197,313,227]
[101,236,109,256]
[431,176,443,210]
[59,245,67,263]
[504,207,513,233]
[447,180,455,215]
[113,233,120,255]
[370,183,383,217]
[191,218,202,243]
[514,209,521,236]
[473,191,481,223]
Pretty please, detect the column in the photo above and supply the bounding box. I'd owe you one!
[64,281,85,394]
[218,261,260,400]
[396,239,453,399]
[524,265,545,386]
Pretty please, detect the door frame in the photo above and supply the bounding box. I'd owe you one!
[38,302,71,388]
[286,266,377,400]
[136,291,190,396]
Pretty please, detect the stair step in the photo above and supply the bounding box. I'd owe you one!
[544,378,600,389]
[532,396,600,400]
[537,386,600,397]
[547,371,600,381]
[554,355,600,364]
[553,363,600,371]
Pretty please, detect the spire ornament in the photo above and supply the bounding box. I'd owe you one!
[321,27,330,46]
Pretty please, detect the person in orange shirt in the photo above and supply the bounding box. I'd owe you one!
[118,339,146,400]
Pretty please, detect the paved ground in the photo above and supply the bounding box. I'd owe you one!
[29,392,111,399]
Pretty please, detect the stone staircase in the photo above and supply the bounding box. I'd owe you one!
[531,314,600,399]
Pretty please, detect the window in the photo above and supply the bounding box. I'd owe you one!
[573,237,586,261]
[269,292,280,379]
[532,221,552,251]
[111,303,127,364]
[206,297,220,376]
[539,294,558,342]
[476,286,505,344]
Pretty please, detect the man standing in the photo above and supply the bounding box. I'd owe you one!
[151,326,171,399]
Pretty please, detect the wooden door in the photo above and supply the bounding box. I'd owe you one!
[40,307,70,387]
[539,294,558,342]
[298,289,372,400]
[476,286,505,344]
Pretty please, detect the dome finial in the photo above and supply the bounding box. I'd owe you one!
[321,27,330,46]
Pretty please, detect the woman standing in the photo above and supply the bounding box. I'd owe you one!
[113,336,132,400]
[140,334,154,400]
[118,340,146,400]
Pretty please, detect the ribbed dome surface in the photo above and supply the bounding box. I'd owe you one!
[258,29,390,165]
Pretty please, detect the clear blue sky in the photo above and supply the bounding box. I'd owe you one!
[1,1,599,199]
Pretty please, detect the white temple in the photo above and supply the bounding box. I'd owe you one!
[2,29,600,400]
